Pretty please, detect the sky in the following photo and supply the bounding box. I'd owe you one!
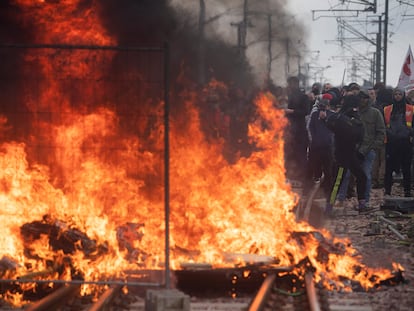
[287,0,414,88]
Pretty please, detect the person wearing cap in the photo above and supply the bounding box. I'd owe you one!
[383,88,414,197]
[308,93,334,114]
[322,93,333,102]
[325,87,341,111]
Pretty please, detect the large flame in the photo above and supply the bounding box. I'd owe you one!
[0,0,397,306]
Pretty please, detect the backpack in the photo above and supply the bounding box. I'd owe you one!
[326,112,364,146]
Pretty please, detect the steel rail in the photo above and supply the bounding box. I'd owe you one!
[305,272,321,311]
[387,225,408,240]
[247,274,276,311]
[87,285,122,311]
[24,284,80,311]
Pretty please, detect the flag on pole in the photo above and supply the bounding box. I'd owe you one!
[397,45,414,92]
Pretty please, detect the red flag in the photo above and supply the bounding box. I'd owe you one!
[397,45,414,92]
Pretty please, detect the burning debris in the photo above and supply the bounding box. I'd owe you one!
[20,215,108,259]
[116,222,148,263]
[19,216,150,271]
[175,254,407,298]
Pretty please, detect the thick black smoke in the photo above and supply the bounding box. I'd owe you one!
[97,0,305,89]
[98,0,256,91]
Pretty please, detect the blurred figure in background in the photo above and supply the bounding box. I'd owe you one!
[369,87,386,189]
[322,82,332,94]
[384,88,414,197]
[406,89,414,105]
[284,76,310,185]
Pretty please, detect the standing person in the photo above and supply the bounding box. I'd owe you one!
[338,82,361,199]
[357,89,386,204]
[369,87,386,188]
[324,95,368,215]
[335,90,386,207]
[370,87,382,111]
[307,96,335,207]
[384,88,414,197]
[284,76,310,184]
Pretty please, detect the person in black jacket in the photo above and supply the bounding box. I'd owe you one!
[284,76,310,184]
[325,95,369,215]
[307,96,335,206]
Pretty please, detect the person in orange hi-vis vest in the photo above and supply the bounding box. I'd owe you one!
[383,88,414,197]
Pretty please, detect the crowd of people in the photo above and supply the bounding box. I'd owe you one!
[198,75,414,217]
[282,76,414,216]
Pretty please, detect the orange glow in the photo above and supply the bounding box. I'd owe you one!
[0,0,399,306]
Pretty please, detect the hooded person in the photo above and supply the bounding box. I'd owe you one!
[352,90,385,205]
[327,95,364,146]
[383,87,414,197]
[306,94,335,211]
[324,95,369,215]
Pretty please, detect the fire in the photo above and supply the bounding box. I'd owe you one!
[0,0,400,307]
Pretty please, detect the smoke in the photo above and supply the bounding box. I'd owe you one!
[0,0,305,92]
[167,0,306,86]
[97,0,305,88]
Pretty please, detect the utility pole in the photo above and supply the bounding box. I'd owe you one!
[371,56,375,83]
[198,0,206,86]
[267,13,272,83]
[241,0,248,60]
[351,58,358,82]
[311,1,378,83]
[375,14,382,83]
[334,18,379,82]
[285,38,290,77]
[383,0,389,84]
[242,7,280,84]
[231,0,249,62]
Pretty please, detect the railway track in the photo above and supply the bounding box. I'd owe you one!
[0,270,406,311]
[0,283,138,311]
[0,278,155,311]
[248,272,375,311]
